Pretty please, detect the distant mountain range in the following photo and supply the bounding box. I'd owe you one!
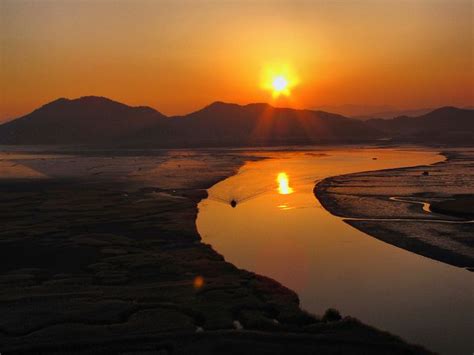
[313,104,474,120]
[366,107,474,143]
[312,104,432,119]
[355,108,436,120]
[0,96,472,147]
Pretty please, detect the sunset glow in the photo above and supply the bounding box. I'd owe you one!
[1,1,472,121]
[1,1,473,354]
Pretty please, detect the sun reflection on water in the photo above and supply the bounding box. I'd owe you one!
[277,203,295,210]
[277,172,293,195]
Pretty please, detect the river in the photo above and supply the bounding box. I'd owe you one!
[197,148,473,355]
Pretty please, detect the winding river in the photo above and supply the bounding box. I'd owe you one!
[197,148,473,355]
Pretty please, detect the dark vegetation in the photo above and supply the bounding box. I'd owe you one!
[322,308,342,322]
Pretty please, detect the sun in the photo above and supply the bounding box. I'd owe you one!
[272,76,288,93]
[261,65,299,98]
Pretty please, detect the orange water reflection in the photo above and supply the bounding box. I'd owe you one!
[277,172,293,195]
[197,149,473,355]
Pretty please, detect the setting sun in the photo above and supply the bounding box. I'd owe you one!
[272,76,288,94]
[262,65,299,99]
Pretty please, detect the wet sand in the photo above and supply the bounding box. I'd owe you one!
[0,149,430,354]
[315,149,474,270]
[430,195,474,219]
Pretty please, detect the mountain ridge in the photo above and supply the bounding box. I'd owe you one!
[366,106,473,143]
[0,96,166,144]
[0,96,472,146]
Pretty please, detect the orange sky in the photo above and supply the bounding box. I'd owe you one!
[1,0,473,121]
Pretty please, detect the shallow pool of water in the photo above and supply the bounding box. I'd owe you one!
[197,148,473,355]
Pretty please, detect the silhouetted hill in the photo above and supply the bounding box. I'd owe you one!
[366,106,474,144]
[0,96,166,144]
[354,108,435,120]
[1,98,471,146]
[313,104,397,118]
[129,101,381,147]
[311,104,439,119]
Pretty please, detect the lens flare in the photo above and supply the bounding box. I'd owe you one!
[193,275,204,289]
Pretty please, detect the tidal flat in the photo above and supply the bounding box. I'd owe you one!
[0,147,445,354]
[315,149,474,270]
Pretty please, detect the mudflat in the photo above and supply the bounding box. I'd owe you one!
[315,149,474,270]
[0,149,430,354]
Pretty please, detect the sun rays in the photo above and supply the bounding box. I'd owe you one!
[261,65,299,98]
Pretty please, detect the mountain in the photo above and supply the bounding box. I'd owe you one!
[1,97,472,147]
[354,108,435,120]
[312,104,396,118]
[0,96,166,144]
[128,102,381,147]
[312,104,438,120]
[366,107,474,143]
[0,98,381,147]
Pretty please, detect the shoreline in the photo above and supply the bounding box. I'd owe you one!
[314,149,474,270]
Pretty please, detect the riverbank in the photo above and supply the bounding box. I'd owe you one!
[0,149,431,354]
[315,148,474,270]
